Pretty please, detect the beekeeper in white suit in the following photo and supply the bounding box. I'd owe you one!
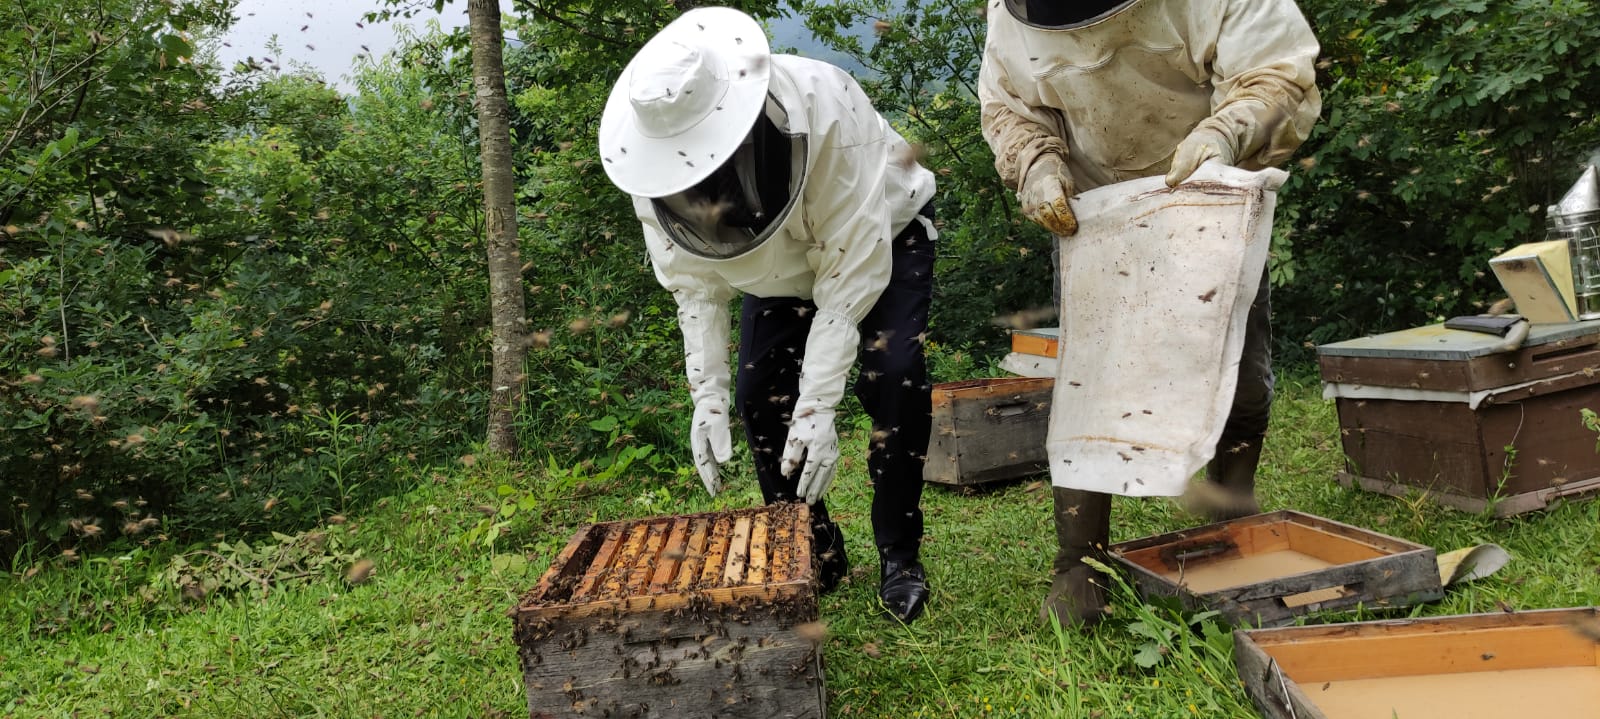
[599,7,939,623]
[979,0,1321,626]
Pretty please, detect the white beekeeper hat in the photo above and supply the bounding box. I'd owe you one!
[598,7,772,198]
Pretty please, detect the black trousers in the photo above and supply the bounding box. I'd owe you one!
[734,209,936,563]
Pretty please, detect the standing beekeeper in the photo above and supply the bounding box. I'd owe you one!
[598,7,939,623]
[979,0,1321,625]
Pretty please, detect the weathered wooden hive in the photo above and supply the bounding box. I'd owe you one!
[1318,321,1600,516]
[511,503,824,718]
[923,377,1054,488]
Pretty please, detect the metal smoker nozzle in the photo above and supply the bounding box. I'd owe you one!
[1550,164,1600,218]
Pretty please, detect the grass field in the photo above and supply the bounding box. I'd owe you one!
[5,375,1599,718]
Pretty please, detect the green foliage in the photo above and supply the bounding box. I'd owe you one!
[1274,0,1600,361]
[147,529,364,607]
[460,443,658,551]
[0,8,486,564]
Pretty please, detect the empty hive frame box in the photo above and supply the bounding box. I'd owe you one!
[1234,607,1600,719]
[510,503,824,719]
[1110,510,1444,627]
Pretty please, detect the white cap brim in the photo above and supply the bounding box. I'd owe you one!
[599,7,772,198]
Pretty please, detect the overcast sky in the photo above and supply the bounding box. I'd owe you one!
[214,0,516,91]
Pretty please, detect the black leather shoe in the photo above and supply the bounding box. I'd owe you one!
[879,559,930,624]
[813,521,849,594]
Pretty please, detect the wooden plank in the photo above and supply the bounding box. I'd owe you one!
[1481,382,1600,495]
[1319,354,1474,391]
[1338,471,1495,513]
[514,580,813,621]
[624,520,667,597]
[648,518,690,595]
[793,504,813,587]
[1234,625,1330,719]
[747,512,770,585]
[1285,511,1431,554]
[597,523,650,600]
[1284,522,1388,564]
[1337,397,1491,497]
[724,516,753,586]
[1117,513,1294,573]
[676,517,711,592]
[769,509,794,583]
[698,515,733,589]
[522,526,598,609]
[569,525,625,602]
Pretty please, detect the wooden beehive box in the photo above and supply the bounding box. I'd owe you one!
[1109,510,1443,627]
[1318,320,1600,516]
[924,377,1053,487]
[999,327,1059,377]
[1235,607,1600,719]
[510,504,824,719]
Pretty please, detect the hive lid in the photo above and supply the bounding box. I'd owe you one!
[1315,320,1600,360]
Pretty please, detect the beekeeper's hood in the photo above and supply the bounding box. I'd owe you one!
[1002,0,1142,29]
[598,7,771,199]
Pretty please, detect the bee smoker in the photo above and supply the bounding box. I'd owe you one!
[1546,164,1600,320]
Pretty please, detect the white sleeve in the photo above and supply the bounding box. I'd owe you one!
[978,12,1071,191]
[640,216,736,408]
[793,68,895,416]
[1200,0,1323,169]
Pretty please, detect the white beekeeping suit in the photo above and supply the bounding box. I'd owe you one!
[598,6,939,624]
[976,0,1321,628]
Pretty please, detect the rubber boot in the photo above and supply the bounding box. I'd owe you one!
[1202,435,1265,522]
[1041,487,1112,627]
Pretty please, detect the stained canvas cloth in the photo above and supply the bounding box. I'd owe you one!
[1047,163,1287,496]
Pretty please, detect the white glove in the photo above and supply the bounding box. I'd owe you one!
[1019,152,1078,236]
[780,407,840,505]
[690,397,734,496]
[1166,126,1237,187]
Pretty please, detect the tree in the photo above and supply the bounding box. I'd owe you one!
[467,0,529,454]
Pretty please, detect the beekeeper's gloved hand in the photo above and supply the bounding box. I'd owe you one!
[781,407,840,505]
[1019,152,1078,236]
[690,397,733,497]
[1166,126,1237,187]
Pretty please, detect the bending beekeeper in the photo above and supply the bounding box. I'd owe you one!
[979,0,1321,626]
[598,7,938,623]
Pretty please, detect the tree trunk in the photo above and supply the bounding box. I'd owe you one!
[467,0,527,454]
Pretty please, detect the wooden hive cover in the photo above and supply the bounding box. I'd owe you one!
[514,503,814,621]
[1316,320,1600,392]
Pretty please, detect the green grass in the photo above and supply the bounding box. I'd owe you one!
[5,377,1600,718]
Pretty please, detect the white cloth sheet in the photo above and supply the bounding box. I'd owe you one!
[1047,163,1286,496]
